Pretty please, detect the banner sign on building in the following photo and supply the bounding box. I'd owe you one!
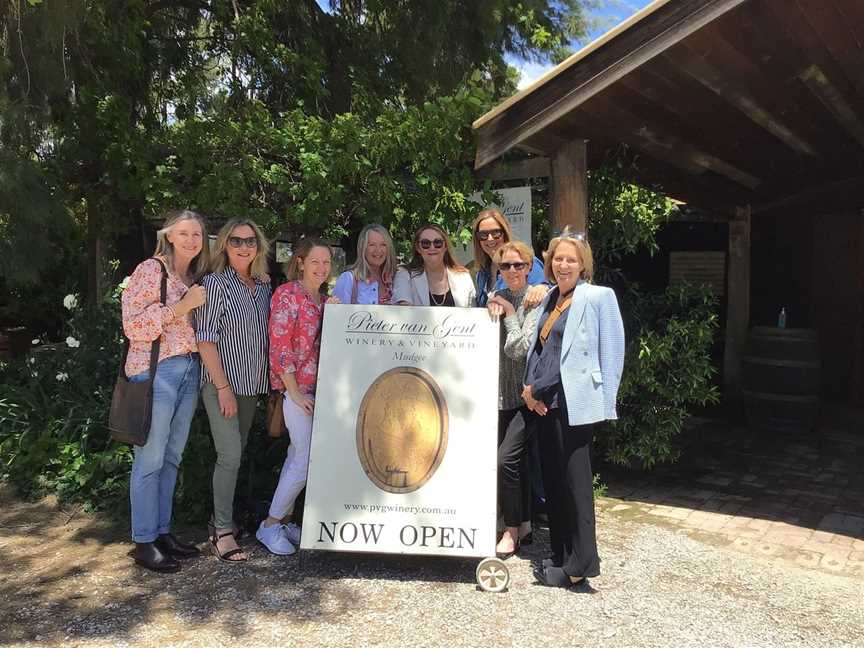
[300,304,499,558]
[454,186,533,266]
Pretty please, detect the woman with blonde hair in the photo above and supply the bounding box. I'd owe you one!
[195,218,272,563]
[333,223,397,304]
[472,209,547,309]
[488,240,542,559]
[258,238,337,555]
[522,228,625,589]
[392,223,475,307]
[121,208,209,573]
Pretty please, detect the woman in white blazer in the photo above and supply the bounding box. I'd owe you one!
[522,228,625,590]
[392,223,476,307]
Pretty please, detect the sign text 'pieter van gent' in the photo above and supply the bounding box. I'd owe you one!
[302,304,499,557]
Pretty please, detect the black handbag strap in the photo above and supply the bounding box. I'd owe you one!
[119,258,169,378]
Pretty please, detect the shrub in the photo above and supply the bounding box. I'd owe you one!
[597,283,721,468]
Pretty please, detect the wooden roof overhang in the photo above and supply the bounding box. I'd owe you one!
[473,0,864,215]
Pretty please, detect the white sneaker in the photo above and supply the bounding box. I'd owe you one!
[256,521,296,556]
[283,522,302,546]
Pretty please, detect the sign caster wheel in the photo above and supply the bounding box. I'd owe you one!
[476,557,509,593]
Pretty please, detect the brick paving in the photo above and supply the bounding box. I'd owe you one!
[597,406,864,579]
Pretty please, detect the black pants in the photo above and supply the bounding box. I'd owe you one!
[529,408,599,578]
[497,408,532,527]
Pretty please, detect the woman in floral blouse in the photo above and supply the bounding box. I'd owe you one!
[257,238,338,555]
[121,209,209,573]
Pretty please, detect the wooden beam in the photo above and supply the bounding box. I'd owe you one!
[723,205,751,413]
[635,126,761,189]
[798,65,864,150]
[551,140,588,233]
[663,47,820,157]
[473,157,551,182]
[751,175,864,214]
[473,0,749,169]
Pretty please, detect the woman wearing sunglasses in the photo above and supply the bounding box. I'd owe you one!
[487,241,542,560]
[333,224,397,305]
[392,223,476,307]
[472,209,548,310]
[196,219,272,563]
[522,228,625,590]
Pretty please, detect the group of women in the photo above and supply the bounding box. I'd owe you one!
[120,206,625,590]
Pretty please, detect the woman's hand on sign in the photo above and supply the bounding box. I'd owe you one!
[523,284,550,309]
[326,296,341,305]
[488,294,516,318]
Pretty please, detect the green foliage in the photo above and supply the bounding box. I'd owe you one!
[598,283,721,469]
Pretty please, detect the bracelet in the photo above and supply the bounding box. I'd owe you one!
[167,305,178,320]
[215,383,231,391]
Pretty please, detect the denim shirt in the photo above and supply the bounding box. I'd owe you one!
[475,256,546,307]
[333,270,389,305]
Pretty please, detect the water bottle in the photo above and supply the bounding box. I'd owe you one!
[778,307,786,329]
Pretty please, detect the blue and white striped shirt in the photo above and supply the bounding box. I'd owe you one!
[195,267,271,396]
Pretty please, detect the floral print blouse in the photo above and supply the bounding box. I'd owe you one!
[269,280,324,395]
[121,258,198,377]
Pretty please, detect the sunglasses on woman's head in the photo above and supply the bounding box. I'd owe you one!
[419,238,445,250]
[228,236,258,248]
[476,229,504,241]
[499,261,528,271]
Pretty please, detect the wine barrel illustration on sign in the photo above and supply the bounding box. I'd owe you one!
[356,366,449,493]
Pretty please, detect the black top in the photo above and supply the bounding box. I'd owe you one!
[525,296,570,409]
[429,290,455,307]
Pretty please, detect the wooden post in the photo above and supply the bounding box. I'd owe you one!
[723,205,751,416]
[551,139,588,233]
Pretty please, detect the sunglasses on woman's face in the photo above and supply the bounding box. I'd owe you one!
[419,238,445,250]
[228,236,258,248]
[499,261,528,271]
[476,229,504,241]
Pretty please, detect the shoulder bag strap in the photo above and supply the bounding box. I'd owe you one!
[147,258,169,376]
[351,272,359,305]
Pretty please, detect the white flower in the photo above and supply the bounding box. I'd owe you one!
[28,357,36,365]
[66,336,80,348]
[56,372,69,382]
[31,338,40,345]
[118,276,130,291]
[63,294,78,310]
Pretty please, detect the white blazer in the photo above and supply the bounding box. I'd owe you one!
[391,267,476,307]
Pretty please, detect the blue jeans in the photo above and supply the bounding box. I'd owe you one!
[129,353,200,543]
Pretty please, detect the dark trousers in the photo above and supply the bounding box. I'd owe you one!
[497,408,532,527]
[530,408,600,578]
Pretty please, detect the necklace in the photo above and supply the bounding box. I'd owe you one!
[430,290,447,306]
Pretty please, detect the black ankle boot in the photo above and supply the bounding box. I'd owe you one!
[155,533,201,559]
[134,542,181,573]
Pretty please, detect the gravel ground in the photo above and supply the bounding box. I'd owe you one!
[2,486,862,648]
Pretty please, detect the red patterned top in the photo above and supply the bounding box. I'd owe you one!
[121,258,198,377]
[269,280,324,395]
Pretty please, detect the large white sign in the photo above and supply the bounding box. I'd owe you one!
[454,186,533,266]
[301,304,499,557]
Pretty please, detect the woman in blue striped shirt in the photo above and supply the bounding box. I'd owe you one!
[332,224,397,305]
[196,218,272,563]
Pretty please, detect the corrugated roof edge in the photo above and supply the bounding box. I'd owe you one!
[471,0,673,130]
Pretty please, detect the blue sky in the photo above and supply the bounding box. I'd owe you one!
[314,0,654,89]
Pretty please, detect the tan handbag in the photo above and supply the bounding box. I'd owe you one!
[108,258,167,446]
[266,390,286,438]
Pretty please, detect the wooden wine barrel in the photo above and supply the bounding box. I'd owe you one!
[742,327,820,433]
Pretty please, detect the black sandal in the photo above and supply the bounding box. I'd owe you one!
[533,565,583,588]
[209,530,247,563]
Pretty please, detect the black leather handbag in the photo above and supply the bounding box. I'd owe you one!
[108,258,168,446]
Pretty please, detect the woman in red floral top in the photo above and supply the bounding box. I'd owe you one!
[121,209,209,574]
[256,238,339,555]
